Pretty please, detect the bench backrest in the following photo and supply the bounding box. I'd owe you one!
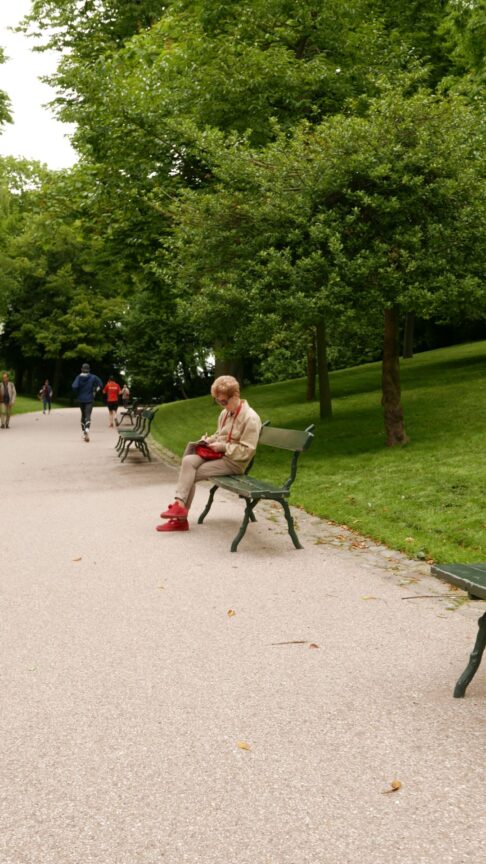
[251,423,315,490]
[139,407,158,434]
[259,425,314,453]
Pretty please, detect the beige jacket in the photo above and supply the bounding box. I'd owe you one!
[0,381,16,405]
[210,400,261,468]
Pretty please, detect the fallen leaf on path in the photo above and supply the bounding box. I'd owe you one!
[236,741,251,751]
[309,643,320,649]
[72,557,82,562]
[227,609,236,617]
[382,780,402,794]
[158,585,165,590]
[361,595,381,601]
[271,640,307,645]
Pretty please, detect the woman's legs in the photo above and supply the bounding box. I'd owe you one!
[174,450,205,509]
[175,449,243,512]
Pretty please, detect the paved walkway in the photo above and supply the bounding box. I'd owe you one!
[1,408,485,864]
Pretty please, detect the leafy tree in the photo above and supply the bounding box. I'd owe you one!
[0,166,129,394]
[168,87,486,440]
[439,0,486,96]
[0,46,11,130]
[16,0,485,415]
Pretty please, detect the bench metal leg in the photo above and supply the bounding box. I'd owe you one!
[454,612,486,698]
[135,440,150,461]
[280,499,303,550]
[120,441,133,463]
[231,500,258,553]
[198,485,218,524]
[245,497,257,522]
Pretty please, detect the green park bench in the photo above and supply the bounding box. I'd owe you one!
[115,398,140,427]
[116,407,158,463]
[431,563,486,698]
[198,423,315,552]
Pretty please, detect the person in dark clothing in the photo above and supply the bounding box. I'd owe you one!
[72,363,103,442]
[39,379,53,414]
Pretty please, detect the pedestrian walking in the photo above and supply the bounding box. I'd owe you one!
[103,376,122,427]
[156,375,261,533]
[120,384,130,408]
[72,363,103,442]
[0,372,16,429]
[39,379,53,414]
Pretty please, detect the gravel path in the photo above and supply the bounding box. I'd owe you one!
[1,407,485,864]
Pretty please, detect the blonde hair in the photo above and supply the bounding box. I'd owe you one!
[211,375,240,400]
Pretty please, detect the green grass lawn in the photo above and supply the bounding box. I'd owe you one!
[14,396,64,414]
[151,341,486,564]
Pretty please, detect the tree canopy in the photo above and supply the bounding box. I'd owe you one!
[0,0,484,441]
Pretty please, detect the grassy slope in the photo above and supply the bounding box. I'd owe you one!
[151,341,486,564]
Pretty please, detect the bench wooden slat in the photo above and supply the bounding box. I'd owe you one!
[216,474,290,498]
[431,563,486,601]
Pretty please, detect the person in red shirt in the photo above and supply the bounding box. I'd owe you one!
[102,376,122,427]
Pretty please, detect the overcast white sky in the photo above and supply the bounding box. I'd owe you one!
[0,0,77,169]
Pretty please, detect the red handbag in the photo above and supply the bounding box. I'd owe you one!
[195,444,224,460]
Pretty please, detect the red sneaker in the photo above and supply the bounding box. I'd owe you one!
[160,501,188,519]
[156,519,189,532]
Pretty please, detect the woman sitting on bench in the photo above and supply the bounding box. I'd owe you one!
[156,375,261,533]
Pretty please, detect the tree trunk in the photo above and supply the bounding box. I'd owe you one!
[382,308,410,446]
[213,351,244,382]
[306,333,316,401]
[316,318,332,419]
[402,312,415,359]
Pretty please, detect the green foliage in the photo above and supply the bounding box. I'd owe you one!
[439,0,486,95]
[0,165,131,390]
[151,341,486,562]
[0,47,11,129]
[168,87,485,381]
[4,0,485,405]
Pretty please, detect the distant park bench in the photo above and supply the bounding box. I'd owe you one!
[198,423,315,552]
[431,562,486,698]
[115,399,140,427]
[115,407,158,463]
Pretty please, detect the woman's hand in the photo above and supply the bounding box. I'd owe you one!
[210,441,227,453]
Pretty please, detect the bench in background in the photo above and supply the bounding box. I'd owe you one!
[115,399,140,427]
[116,407,158,463]
[198,423,315,552]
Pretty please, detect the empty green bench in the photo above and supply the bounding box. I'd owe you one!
[431,563,486,698]
[116,407,158,463]
[198,423,315,552]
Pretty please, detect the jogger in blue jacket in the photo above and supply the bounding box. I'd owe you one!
[72,363,103,442]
